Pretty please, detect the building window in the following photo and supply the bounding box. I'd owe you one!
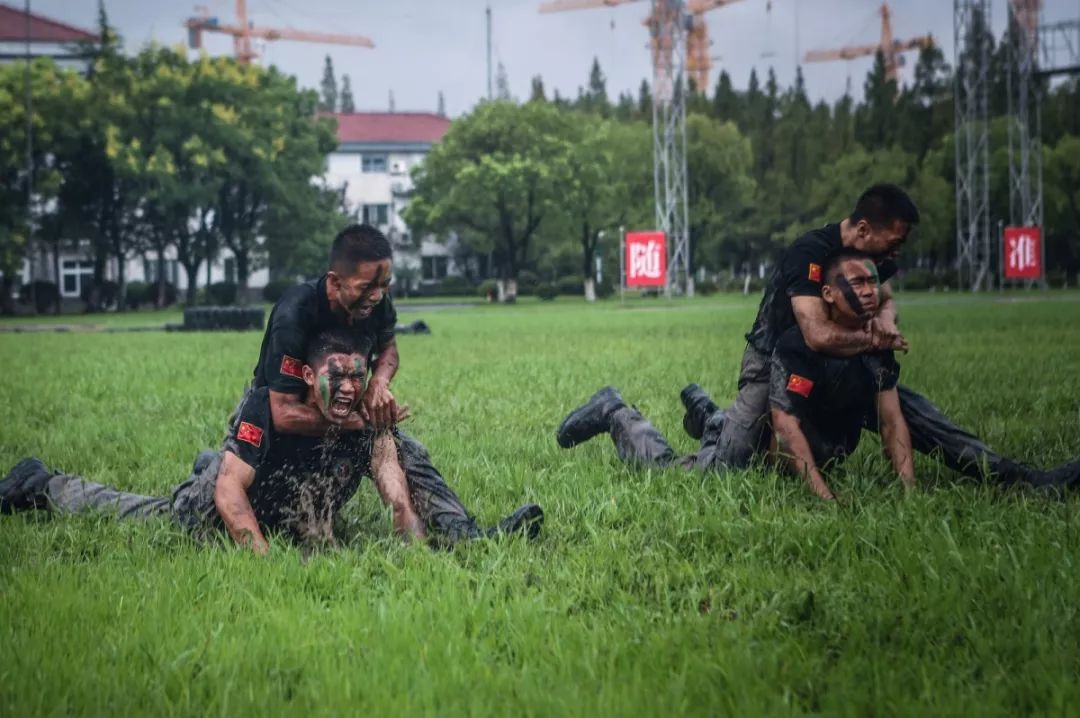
[143,258,179,286]
[361,154,387,173]
[363,204,390,226]
[422,255,448,281]
[60,259,94,297]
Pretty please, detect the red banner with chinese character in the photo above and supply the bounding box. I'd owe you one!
[1003,226,1042,280]
[624,231,667,287]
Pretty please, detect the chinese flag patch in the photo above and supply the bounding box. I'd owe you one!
[279,354,303,379]
[786,374,815,398]
[808,263,822,282]
[237,421,263,448]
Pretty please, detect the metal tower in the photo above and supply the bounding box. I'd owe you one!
[953,0,992,291]
[649,0,692,296]
[1006,1,1043,236]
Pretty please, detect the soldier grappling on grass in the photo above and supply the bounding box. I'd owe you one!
[1,330,428,550]
[555,253,1080,499]
[237,222,542,542]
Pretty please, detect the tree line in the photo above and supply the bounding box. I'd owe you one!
[0,7,349,314]
[407,20,1080,297]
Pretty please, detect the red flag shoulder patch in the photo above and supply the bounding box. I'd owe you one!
[237,421,263,448]
[808,263,822,282]
[786,374,815,398]
[280,354,303,379]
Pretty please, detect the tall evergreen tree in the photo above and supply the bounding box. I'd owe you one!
[711,70,738,125]
[637,79,652,117]
[339,74,355,113]
[437,90,446,117]
[529,75,547,103]
[319,55,337,112]
[584,57,609,116]
[855,51,898,150]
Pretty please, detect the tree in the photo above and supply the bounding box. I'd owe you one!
[340,74,355,113]
[319,55,337,112]
[529,75,546,103]
[711,70,738,124]
[437,90,446,117]
[559,118,651,299]
[405,101,574,300]
[637,79,651,117]
[581,57,609,116]
[855,51,899,151]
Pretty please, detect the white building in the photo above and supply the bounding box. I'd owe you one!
[324,112,462,293]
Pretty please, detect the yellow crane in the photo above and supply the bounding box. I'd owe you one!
[184,0,374,64]
[538,0,746,92]
[803,2,933,83]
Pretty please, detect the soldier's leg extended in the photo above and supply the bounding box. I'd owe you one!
[396,432,542,542]
[867,385,1080,489]
[1,457,170,518]
[608,406,678,468]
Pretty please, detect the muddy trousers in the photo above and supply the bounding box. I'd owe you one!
[35,438,481,538]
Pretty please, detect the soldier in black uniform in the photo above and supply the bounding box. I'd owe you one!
[0,329,543,550]
[555,253,1080,495]
[233,223,537,541]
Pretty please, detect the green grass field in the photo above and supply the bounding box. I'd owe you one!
[2,292,1080,716]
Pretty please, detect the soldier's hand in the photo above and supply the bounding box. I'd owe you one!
[363,379,397,430]
[395,403,412,423]
[339,411,367,432]
[870,317,908,353]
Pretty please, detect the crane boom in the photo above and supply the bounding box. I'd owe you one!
[538,0,641,13]
[184,0,374,63]
[802,2,932,82]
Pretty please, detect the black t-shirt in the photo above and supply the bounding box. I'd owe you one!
[227,386,375,533]
[769,326,900,464]
[252,275,397,394]
[746,224,898,354]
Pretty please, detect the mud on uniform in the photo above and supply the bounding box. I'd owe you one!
[703,223,897,469]
[224,275,483,540]
[27,388,375,540]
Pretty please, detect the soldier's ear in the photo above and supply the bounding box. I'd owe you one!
[302,364,316,386]
[821,284,836,306]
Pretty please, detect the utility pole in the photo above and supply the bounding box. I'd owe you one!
[486,5,493,100]
[24,0,35,309]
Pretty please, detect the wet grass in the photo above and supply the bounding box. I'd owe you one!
[1,292,1079,716]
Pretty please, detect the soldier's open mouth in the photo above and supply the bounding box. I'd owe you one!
[330,397,353,417]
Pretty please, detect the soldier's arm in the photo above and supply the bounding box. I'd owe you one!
[791,296,875,356]
[214,451,269,555]
[369,432,425,541]
[771,407,836,501]
[269,390,365,436]
[869,283,907,352]
[876,387,916,489]
[364,339,400,429]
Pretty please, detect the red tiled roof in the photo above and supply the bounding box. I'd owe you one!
[331,112,450,145]
[0,3,97,43]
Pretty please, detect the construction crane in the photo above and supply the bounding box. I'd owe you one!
[538,0,744,92]
[184,0,374,64]
[803,2,933,83]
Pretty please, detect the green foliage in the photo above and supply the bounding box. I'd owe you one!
[19,281,58,314]
[3,297,1080,714]
[206,281,238,306]
[535,282,558,300]
[477,279,499,299]
[435,275,474,297]
[556,275,583,295]
[123,281,150,309]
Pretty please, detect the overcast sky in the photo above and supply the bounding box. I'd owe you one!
[26,0,1078,116]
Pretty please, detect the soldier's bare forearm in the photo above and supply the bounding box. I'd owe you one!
[772,409,835,501]
[371,432,425,541]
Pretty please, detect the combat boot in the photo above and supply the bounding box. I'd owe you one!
[556,386,626,448]
[0,457,54,513]
[680,383,719,440]
[487,503,544,540]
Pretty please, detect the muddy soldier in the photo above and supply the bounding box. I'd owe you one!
[238,223,541,540]
[555,253,1080,496]
[1,330,431,548]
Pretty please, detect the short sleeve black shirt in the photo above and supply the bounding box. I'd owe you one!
[227,387,375,534]
[769,326,900,463]
[251,275,397,394]
[746,224,898,354]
